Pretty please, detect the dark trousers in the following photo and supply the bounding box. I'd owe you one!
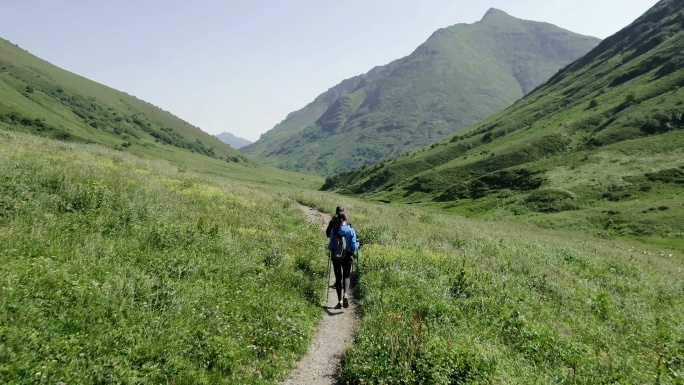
[332,257,352,301]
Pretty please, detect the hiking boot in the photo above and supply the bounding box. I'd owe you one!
[334,302,343,309]
[343,297,349,308]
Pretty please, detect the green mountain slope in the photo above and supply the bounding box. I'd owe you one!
[0,38,254,168]
[0,38,324,190]
[323,0,684,245]
[243,9,600,175]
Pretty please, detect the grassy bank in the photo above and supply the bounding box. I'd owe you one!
[0,131,326,384]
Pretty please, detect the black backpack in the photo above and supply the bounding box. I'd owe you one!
[331,232,347,260]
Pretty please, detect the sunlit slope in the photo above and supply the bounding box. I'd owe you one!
[323,0,684,242]
[243,9,600,175]
[0,38,324,188]
[0,38,248,163]
[247,75,365,147]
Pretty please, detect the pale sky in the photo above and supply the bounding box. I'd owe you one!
[1,0,660,142]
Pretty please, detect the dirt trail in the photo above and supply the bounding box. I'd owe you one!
[282,205,359,385]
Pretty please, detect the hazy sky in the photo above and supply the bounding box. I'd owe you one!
[1,0,660,142]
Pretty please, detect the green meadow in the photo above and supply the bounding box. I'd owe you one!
[0,131,325,384]
[299,192,683,384]
[2,130,681,384]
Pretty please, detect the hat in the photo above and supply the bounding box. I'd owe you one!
[336,205,345,213]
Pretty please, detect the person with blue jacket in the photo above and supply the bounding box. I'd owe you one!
[327,212,358,309]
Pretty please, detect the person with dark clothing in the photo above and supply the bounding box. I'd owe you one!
[327,212,358,309]
[325,205,352,238]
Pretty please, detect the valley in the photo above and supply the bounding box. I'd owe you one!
[1,1,682,383]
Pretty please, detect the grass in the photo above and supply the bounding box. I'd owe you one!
[1,130,683,384]
[357,217,682,383]
[293,192,684,384]
[0,131,326,384]
[2,3,682,383]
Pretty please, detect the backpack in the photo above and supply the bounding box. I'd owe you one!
[331,232,347,260]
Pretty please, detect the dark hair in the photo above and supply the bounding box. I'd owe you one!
[336,205,345,214]
[338,212,349,223]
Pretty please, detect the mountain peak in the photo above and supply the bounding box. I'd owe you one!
[481,8,510,21]
[245,4,601,175]
[216,132,252,149]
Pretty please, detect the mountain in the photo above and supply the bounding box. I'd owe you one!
[216,131,252,149]
[242,9,601,175]
[323,0,684,241]
[0,37,253,168]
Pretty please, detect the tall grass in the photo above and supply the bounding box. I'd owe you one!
[0,131,326,384]
[295,191,683,384]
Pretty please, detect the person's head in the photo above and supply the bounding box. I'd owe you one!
[335,205,345,214]
[338,212,349,224]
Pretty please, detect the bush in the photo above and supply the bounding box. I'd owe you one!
[524,189,577,213]
[646,168,684,184]
[436,181,470,201]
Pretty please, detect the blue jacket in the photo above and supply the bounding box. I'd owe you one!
[328,224,359,254]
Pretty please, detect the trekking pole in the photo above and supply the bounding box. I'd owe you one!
[355,241,361,279]
[350,254,354,283]
[325,250,332,303]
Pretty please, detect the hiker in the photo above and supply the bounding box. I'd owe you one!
[325,205,352,238]
[328,212,359,309]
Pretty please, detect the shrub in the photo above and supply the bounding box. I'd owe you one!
[524,189,577,213]
[646,168,684,184]
[436,181,470,201]
[588,99,599,109]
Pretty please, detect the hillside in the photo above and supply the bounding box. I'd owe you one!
[243,9,600,175]
[0,38,254,169]
[323,0,684,246]
[216,131,252,149]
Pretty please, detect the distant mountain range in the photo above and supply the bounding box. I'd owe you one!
[323,0,684,238]
[215,132,252,149]
[0,37,253,167]
[242,9,601,175]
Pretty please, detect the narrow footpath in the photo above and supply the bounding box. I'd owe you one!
[282,205,359,385]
